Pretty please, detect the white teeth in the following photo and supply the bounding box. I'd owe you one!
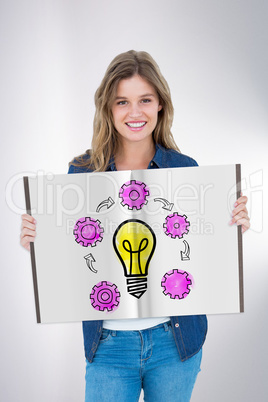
[126,122,146,128]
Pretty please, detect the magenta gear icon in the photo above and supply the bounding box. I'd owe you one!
[90,281,121,312]
[119,180,149,210]
[161,269,192,299]
[73,217,104,247]
[163,213,190,239]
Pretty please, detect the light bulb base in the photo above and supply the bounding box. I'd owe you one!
[126,277,147,299]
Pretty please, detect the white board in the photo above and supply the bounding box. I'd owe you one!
[24,164,243,323]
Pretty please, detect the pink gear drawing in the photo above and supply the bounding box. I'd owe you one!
[119,180,149,210]
[161,269,192,299]
[90,281,121,312]
[163,213,190,239]
[73,217,104,247]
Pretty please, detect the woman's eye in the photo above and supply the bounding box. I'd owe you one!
[141,99,151,103]
[117,101,127,105]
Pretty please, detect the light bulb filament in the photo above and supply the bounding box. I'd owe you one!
[122,238,149,275]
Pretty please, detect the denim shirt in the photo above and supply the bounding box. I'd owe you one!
[68,143,208,362]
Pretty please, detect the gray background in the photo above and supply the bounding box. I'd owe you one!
[1,0,267,401]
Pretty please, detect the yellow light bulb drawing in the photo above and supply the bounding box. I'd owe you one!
[113,219,156,299]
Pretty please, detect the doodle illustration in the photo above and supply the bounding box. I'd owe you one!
[113,219,156,298]
[119,180,149,210]
[161,269,192,299]
[73,217,104,247]
[84,253,98,273]
[25,164,245,324]
[154,197,174,211]
[181,240,190,261]
[90,281,121,312]
[163,213,190,239]
[96,196,115,212]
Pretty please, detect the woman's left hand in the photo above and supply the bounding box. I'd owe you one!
[230,193,250,233]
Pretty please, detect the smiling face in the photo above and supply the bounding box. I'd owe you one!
[111,75,162,148]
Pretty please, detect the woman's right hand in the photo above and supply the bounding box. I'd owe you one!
[20,214,36,251]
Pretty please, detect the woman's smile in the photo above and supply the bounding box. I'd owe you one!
[125,121,147,130]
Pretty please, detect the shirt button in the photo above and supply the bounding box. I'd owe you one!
[150,162,153,166]
[175,323,179,328]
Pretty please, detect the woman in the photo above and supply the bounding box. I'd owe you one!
[21,50,250,401]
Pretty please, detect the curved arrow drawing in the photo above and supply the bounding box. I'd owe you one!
[154,198,174,211]
[96,196,115,213]
[84,253,98,273]
[180,240,190,261]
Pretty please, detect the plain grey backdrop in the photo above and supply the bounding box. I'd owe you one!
[1,1,267,401]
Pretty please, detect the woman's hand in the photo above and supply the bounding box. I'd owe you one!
[20,214,36,251]
[230,193,250,233]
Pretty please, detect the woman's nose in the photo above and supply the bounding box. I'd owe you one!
[128,103,142,118]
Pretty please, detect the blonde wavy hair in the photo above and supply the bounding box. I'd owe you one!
[70,50,180,172]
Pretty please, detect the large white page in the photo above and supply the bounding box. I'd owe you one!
[24,165,243,323]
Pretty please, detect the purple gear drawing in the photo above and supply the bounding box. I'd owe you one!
[73,217,104,247]
[119,180,149,210]
[161,269,192,299]
[163,213,190,239]
[90,281,121,312]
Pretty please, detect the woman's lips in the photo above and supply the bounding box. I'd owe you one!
[125,121,147,131]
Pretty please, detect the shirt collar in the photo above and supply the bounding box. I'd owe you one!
[107,143,167,171]
[150,143,167,168]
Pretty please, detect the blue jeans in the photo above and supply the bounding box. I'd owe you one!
[85,321,202,401]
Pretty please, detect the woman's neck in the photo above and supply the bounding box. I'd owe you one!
[115,140,155,171]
